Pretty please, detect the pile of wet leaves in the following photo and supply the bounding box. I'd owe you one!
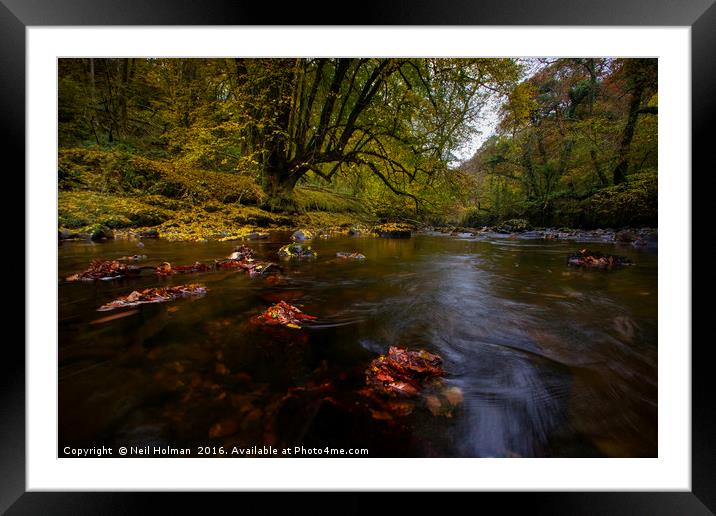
[567,249,632,269]
[366,346,444,397]
[97,284,208,311]
[361,346,463,419]
[66,259,141,281]
[252,301,317,329]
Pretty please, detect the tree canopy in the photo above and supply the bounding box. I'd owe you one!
[59,57,657,228]
[59,58,519,212]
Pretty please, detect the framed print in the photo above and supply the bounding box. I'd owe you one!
[4,0,713,513]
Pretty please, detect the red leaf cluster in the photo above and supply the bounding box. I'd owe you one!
[366,346,445,398]
[66,260,140,281]
[97,284,208,311]
[253,300,317,329]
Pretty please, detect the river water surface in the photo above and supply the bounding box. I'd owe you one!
[58,233,657,457]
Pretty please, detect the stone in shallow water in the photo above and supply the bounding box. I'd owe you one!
[278,243,317,259]
[291,229,314,241]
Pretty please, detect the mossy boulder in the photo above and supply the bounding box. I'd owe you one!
[374,223,414,238]
[84,223,113,240]
[278,243,317,259]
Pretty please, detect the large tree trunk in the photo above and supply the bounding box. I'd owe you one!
[612,82,644,185]
[612,59,656,185]
[263,165,300,212]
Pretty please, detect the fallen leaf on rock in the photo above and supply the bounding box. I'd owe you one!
[97,284,208,311]
[567,249,632,269]
[252,300,317,329]
[66,259,141,281]
[366,346,445,398]
[155,261,211,275]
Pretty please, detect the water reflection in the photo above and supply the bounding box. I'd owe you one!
[59,234,657,457]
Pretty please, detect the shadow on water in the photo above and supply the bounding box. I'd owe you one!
[58,234,657,457]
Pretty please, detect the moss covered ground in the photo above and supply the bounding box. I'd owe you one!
[58,148,375,241]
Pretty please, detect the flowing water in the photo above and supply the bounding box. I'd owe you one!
[58,233,657,457]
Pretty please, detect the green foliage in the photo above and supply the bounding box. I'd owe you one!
[59,148,265,205]
[581,172,657,227]
[464,58,658,229]
[57,58,657,233]
[461,208,498,227]
[58,191,172,229]
[498,218,531,231]
[294,186,363,213]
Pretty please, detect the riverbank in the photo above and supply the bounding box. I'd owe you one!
[58,147,658,245]
[59,194,657,249]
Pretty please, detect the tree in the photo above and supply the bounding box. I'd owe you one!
[611,58,658,184]
[464,57,657,227]
[226,58,518,211]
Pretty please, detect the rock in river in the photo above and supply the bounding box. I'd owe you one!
[291,229,314,241]
[278,243,317,259]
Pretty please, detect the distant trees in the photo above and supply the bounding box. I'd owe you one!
[462,58,657,226]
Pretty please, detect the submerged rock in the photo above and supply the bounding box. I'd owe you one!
[615,229,636,242]
[336,252,366,260]
[242,232,270,240]
[278,243,317,259]
[567,249,632,269]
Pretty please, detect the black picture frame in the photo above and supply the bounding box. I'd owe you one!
[4,0,711,513]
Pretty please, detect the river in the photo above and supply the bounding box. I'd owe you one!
[58,232,657,457]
